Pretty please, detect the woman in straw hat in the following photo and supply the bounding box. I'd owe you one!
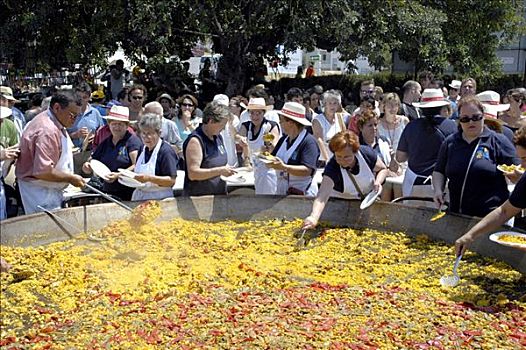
[432,95,519,217]
[236,97,280,194]
[391,88,457,206]
[263,102,319,196]
[303,130,388,230]
[82,106,142,201]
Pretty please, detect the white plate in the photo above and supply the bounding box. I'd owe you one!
[118,168,137,178]
[489,231,526,249]
[497,164,525,174]
[118,175,145,188]
[90,159,111,180]
[220,174,246,184]
[360,187,383,210]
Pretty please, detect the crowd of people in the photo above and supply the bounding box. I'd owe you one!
[1,71,526,267]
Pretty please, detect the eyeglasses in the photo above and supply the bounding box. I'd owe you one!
[459,113,483,123]
[131,95,144,100]
[361,89,374,94]
[181,103,194,107]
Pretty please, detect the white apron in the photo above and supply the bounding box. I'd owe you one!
[19,130,74,214]
[275,129,318,197]
[332,151,374,199]
[249,121,277,195]
[0,161,5,220]
[401,167,435,208]
[131,139,174,201]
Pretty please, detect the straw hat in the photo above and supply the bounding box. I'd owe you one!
[0,86,20,102]
[482,104,506,124]
[243,97,269,110]
[277,102,311,126]
[413,89,449,108]
[0,106,12,119]
[104,105,130,123]
[477,90,509,112]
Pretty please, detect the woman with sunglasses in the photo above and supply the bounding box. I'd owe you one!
[175,94,202,142]
[432,96,519,217]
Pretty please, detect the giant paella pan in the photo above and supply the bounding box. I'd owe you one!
[1,196,525,349]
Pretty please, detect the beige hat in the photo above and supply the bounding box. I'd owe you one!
[277,102,311,126]
[477,90,509,112]
[104,105,130,123]
[0,86,20,102]
[413,89,449,108]
[482,104,506,124]
[0,106,12,119]
[244,97,269,110]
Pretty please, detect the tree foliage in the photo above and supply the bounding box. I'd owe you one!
[1,0,524,94]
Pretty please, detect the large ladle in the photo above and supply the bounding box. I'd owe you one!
[84,183,133,212]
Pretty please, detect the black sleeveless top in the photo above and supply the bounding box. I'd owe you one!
[182,126,228,196]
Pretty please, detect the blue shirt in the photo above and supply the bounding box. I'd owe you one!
[398,116,457,176]
[435,127,519,217]
[67,104,105,147]
[137,141,179,177]
[91,131,142,199]
[323,145,377,193]
[510,173,526,209]
[272,132,319,175]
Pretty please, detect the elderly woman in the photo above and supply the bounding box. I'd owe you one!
[82,106,142,201]
[432,96,519,217]
[183,102,236,196]
[175,94,202,142]
[303,131,388,229]
[131,113,179,201]
[236,97,280,194]
[264,102,319,196]
[392,89,457,202]
[312,89,350,164]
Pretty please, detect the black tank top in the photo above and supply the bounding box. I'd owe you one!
[183,126,228,196]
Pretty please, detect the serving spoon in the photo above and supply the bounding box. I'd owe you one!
[440,254,462,287]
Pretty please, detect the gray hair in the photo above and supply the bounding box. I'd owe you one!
[320,89,342,108]
[402,80,421,95]
[138,113,162,133]
[144,101,163,117]
[202,101,230,124]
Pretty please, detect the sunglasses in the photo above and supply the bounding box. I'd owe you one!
[459,113,483,123]
[131,95,144,100]
[181,103,194,107]
[509,96,521,102]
